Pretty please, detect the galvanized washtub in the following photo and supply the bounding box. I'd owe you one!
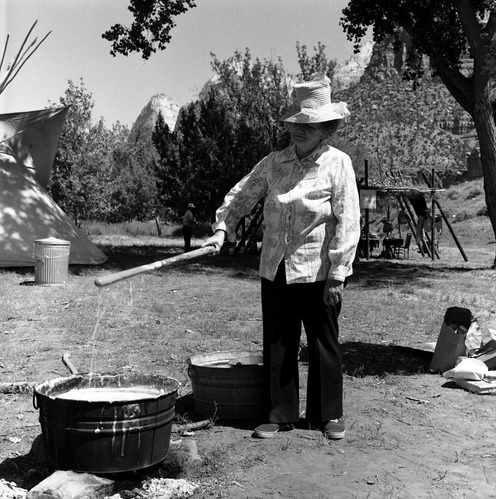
[33,372,180,473]
[187,350,264,419]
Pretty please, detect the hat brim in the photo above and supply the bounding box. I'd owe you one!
[280,104,344,123]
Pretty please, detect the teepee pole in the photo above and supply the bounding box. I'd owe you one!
[0,35,9,74]
[0,20,51,95]
[1,31,51,93]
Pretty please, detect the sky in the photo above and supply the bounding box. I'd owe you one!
[0,0,359,128]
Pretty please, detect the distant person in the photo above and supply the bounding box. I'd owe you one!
[182,203,195,252]
[381,218,394,238]
[397,210,410,238]
[202,77,360,441]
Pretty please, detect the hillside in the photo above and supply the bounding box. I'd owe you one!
[328,37,494,245]
[129,38,490,240]
[333,37,478,189]
[130,38,478,192]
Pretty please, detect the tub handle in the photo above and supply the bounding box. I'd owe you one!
[32,391,38,410]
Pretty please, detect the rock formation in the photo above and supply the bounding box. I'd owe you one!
[129,94,180,144]
[332,40,374,91]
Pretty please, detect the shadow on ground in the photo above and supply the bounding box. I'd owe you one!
[70,245,261,282]
[174,393,263,433]
[69,241,489,287]
[0,451,46,490]
[300,341,433,377]
[70,244,181,276]
[342,341,433,376]
[350,259,483,286]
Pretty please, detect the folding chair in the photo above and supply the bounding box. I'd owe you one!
[394,233,412,259]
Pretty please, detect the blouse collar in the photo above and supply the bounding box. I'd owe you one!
[280,140,331,164]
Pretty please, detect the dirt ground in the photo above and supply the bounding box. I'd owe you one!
[1,244,496,498]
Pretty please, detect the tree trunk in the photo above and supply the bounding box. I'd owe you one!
[472,99,496,268]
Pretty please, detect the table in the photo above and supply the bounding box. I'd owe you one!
[358,237,380,257]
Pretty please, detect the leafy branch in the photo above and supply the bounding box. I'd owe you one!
[102,0,196,59]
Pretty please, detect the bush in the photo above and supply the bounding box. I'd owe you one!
[465,187,484,200]
[85,220,214,239]
[453,210,471,222]
[85,221,165,237]
[439,179,486,222]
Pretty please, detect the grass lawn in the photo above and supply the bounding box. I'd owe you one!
[0,218,495,497]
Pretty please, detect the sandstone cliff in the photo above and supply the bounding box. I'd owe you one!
[129,94,179,144]
[332,40,374,91]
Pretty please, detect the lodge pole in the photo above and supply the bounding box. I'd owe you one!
[431,169,436,262]
[365,160,370,259]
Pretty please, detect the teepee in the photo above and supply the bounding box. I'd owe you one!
[0,107,107,267]
[0,21,106,267]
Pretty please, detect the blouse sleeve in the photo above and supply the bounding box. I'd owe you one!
[327,153,361,281]
[212,156,270,242]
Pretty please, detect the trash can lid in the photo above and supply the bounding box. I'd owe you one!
[34,237,71,246]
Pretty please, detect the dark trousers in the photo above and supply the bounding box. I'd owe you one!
[183,226,192,252]
[261,264,343,424]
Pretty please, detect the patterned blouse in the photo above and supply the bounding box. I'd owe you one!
[212,140,360,284]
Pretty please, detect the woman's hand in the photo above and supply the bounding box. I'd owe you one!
[323,279,344,306]
[201,230,226,251]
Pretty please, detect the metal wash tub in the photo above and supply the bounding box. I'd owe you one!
[33,372,180,473]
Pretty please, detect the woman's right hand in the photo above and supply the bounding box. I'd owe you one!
[201,230,226,251]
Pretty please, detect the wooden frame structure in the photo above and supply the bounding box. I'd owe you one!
[232,163,468,263]
[361,163,468,262]
[233,200,264,254]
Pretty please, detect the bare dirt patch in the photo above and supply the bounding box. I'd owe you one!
[1,241,496,498]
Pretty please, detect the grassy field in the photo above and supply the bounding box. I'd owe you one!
[1,208,496,497]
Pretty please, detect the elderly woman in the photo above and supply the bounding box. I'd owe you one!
[202,78,360,440]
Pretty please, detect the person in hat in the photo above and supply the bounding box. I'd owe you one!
[202,78,360,440]
[182,203,195,252]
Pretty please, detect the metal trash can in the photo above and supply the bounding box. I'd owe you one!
[34,237,70,285]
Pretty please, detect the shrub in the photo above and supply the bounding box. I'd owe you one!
[85,220,214,239]
[465,187,484,200]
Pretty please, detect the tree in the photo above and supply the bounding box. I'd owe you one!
[112,130,160,222]
[50,79,159,224]
[296,41,337,82]
[151,49,292,221]
[49,79,96,225]
[89,120,159,224]
[152,111,181,219]
[334,64,473,187]
[152,112,172,193]
[340,0,496,266]
[102,0,196,59]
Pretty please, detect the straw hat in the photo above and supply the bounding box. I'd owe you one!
[280,79,350,123]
